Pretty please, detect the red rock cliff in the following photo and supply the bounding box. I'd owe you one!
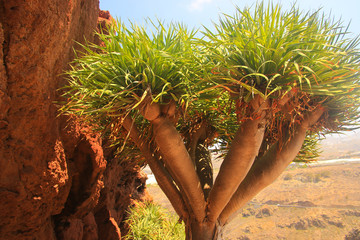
[0,1,149,240]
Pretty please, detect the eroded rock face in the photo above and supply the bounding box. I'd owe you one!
[0,1,102,239]
[94,158,152,239]
[0,3,152,239]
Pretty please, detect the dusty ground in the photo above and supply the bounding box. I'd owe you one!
[147,162,360,239]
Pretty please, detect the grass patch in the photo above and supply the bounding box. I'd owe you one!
[125,201,185,240]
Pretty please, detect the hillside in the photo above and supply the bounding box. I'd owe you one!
[148,162,360,239]
[147,131,360,239]
[319,130,360,160]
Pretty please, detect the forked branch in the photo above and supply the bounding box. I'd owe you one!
[206,96,269,223]
[188,122,208,163]
[122,115,188,219]
[151,116,206,222]
[218,107,325,224]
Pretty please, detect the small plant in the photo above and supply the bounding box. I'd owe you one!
[284,173,293,181]
[319,171,331,178]
[301,171,331,183]
[125,202,185,240]
[301,173,323,183]
[313,174,322,183]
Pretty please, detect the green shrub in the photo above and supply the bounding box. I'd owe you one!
[283,173,293,181]
[125,202,185,240]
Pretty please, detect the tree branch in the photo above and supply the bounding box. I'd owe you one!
[195,143,214,200]
[186,121,214,200]
[188,121,207,163]
[151,116,206,222]
[206,96,269,223]
[122,116,188,219]
[218,107,325,225]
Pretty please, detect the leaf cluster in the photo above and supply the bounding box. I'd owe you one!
[202,3,360,97]
[60,2,360,163]
[61,19,202,123]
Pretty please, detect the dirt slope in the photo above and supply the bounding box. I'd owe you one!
[148,162,360,239]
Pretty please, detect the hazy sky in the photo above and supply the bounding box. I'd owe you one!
[100,0,360,36]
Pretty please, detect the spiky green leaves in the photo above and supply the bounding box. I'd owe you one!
[61,20,202,121]
[202,2,360,99]
[199,2,360,145]
[60,2,360,164]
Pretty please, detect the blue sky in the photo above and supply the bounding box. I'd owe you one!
[100,0,360,35]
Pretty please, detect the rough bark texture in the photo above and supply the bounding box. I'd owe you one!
[207,98,269,223]
[122,115,188,220]
[152,116,206,222]
[0,2,148,239]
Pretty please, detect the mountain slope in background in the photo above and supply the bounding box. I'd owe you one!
[319,130,360,160]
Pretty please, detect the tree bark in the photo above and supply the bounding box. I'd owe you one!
[151,116,206,222]
[122,116,188,219]
[218,107,325,224]
[186,220,218,240]
[195,143,213,200]
[206,97,268,222]
[188,122,207,163]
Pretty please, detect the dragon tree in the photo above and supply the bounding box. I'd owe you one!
[61,3,360,239]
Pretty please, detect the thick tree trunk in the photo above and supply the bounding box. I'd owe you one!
[186,220,217,240]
